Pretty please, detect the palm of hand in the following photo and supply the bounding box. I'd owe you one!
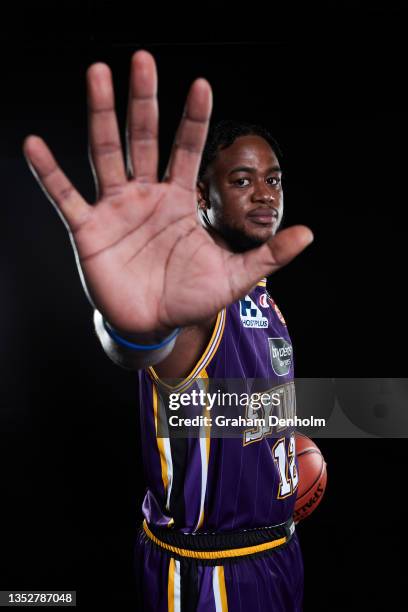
[75,180,234,333]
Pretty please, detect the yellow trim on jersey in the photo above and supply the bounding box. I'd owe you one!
[143,520,287,560]
[148,308,226,393]
[195,370,211,531]
[152,384,170,494]
[257,279,267,287]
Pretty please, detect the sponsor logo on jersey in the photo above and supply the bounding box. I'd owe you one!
[239,295,269,328]
[259,293,270,309]
[268,337,293,376]
[268,297,287,326]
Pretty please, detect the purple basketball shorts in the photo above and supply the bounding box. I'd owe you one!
[134,519,304,611]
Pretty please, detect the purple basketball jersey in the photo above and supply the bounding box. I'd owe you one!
[138,279,298,533]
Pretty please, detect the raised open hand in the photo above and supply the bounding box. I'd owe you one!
[24,51,312,337]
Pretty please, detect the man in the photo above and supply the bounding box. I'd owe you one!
[24,50,313,610]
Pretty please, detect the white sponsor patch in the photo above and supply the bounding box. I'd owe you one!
[239,296,269,328]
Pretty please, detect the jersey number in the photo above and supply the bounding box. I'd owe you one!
[272,435,299,498]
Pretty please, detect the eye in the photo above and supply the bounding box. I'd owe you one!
[267,176,281,186]
[233,177,250,187]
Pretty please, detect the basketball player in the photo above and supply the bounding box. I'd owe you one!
[24,50,313,610]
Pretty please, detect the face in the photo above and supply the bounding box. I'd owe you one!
[198,135,283,252]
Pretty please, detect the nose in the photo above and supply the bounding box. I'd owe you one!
[252,182,275,204]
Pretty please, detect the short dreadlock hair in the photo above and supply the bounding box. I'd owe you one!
[198,119,282,181]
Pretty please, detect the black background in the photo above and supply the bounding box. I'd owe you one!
[1,2,407,610]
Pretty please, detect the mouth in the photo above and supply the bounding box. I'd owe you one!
[247,208,278,226]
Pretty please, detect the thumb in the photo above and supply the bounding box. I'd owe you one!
[262,225,314,268]
[227,225,314,300]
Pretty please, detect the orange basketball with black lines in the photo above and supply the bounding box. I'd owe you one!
[294,433,327,523]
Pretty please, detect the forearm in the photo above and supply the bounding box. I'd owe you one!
[93,310,178,370]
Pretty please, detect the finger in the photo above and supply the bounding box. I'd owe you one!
[228,226,314,298]
[165,78,212,192]
[87,63,127,197]
[126,50,159,183]
[23,135,91,231]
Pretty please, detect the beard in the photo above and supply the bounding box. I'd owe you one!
[217,223,273,253]
[199,209,281,253]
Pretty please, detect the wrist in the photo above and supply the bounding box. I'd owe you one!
[102,319,180,352]
[108,325,177,347]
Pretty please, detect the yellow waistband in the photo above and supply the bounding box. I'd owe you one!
[142,520,287,560]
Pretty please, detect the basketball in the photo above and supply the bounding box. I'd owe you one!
[294,433,327,523]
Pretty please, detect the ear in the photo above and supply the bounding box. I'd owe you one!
[196,181,210,210]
